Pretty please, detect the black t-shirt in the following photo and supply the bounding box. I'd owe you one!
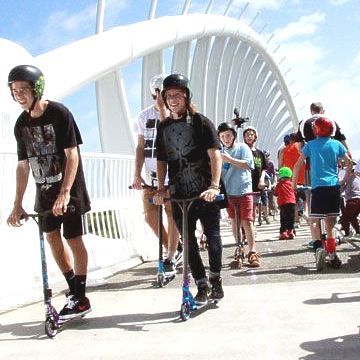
[250,148,266,192]
[156,113,220,199]
[296,115,346,142]
[14,101,91,214]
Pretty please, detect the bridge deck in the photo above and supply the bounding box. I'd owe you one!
[1,218,360,359]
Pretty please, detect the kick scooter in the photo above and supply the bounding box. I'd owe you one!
[129,183,175,287]
[23,205,86,338]
[168,194,224,321]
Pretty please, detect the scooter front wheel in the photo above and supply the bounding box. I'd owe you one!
[180,302,191,321]
[45,317,58,338]
[157,274,165,287]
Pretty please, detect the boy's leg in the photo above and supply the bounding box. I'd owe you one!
[347,199,360,234]
[143,188,169,249]
[42,215,75,294]
[59,215,91,319]
[239,195,259,267]
[199,202,224,300]
[172,202,206,281]
[341,203,351,236]
[46,229,73,274]
[164,197,180,261]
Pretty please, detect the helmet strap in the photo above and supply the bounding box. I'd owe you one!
[28,97,38,119]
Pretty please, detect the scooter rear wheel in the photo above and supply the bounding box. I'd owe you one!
[45,317,58,338]
[180,302,191,321]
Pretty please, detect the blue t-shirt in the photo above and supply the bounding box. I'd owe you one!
[302,137,346,189]
[221,142,254,196]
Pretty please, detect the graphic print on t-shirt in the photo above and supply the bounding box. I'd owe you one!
[21,124,63,185]
[144,118,158,159]
[163,121,209,197]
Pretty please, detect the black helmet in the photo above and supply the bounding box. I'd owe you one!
[8,65,45,98]
[162,73,192,100]
[217,122,237,138]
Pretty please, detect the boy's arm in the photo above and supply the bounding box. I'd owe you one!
[132,135,145,188]
[7,160,30,226]
[220,152,251,169]
[292,154,306,188]
[339,153,352,185]
[52,146,79,216]
[200,148,222,202]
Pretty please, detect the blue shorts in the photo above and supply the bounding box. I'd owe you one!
[310,185,340,218]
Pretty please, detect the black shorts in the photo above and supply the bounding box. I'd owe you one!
[310,186,341,218]
[39,213,86,240]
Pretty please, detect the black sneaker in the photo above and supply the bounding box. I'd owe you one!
[194,282,210,305]
[328,252,342,269]
[59,296,91,320]
[163,259,176,276]
[209,276,224,300]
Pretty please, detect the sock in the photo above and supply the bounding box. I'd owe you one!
[63,269,75,295]
[326,237,336,253]
[74,275,87,300]
[167,250,176,260]
[177,242,183,253]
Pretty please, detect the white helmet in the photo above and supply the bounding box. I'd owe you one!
[149,74,167,96]
[243,125,258,140]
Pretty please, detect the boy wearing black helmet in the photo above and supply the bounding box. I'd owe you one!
[132,74,181,276]
[154,73,225,304]
[217,123,260,267]
[7,65,91,319]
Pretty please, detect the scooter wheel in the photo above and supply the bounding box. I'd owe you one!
[45,317,58,338]
[157,274,165,287]
[180,302,191,321]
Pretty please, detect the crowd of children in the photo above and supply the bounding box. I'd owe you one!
[7,65,358,311]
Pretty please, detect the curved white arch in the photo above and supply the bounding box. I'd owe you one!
[1,13,298,156]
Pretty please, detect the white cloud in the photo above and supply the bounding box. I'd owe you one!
[232,0,285,10]
[273,12,326,42]
[29,0,128,53]
[329,0,351,5]
[46,6,97,33]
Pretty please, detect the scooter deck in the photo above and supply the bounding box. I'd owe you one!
[58,309,91,325]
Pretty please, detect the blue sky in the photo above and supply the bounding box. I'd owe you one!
[1,0,359,159]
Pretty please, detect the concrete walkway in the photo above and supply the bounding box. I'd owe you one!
[1,219,360,360]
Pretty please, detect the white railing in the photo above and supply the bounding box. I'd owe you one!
[0,152,157,312]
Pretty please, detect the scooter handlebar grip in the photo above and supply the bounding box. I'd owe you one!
[215,194,225,202]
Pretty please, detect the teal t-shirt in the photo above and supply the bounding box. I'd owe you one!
[302,137,346,189]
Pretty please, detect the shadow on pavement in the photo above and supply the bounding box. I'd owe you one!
[0,310,180,340]
[303,290,360,305]
[300,330,360,359]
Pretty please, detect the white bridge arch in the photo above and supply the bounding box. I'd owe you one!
[36,9,297,157]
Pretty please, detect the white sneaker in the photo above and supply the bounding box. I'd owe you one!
[174,250,183,265]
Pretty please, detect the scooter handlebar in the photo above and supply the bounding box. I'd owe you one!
[148,193,225,204]
[21,205,76,220]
